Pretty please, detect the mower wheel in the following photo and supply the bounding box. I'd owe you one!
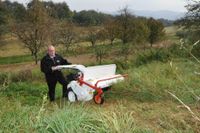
[67,88,77,102]
[93,94,104,104]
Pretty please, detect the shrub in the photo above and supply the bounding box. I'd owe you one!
[0,72,9,84]
[11,69,33,82]
[135,49,170,67]
[168,43,189,58]
[2,82,47,105]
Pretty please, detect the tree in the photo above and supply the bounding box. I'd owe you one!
[115,7,134,44]
[3,0,26,22]
[73,10,111,26]
[182,0,200,29]
[52,22,76,52]
[176,0,200,43]
[93,29,108,64]
[43,1,73,20]
[115,7,150,60]
[0,0,8,38]
[175,0,200,57]
[147,18,165,47]
[86,27,100,47]
[85,27,107,64]
[0,1,6,25]
[14,0,51,64]
[94,44,107,64]
[103,18,118,45]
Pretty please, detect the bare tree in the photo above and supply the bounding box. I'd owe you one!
[94,29,108,64]
[94,44,107,64]
[86,27,99,47]
[13,0,51,64]
[116,7,134,44]
[103,19,118,45]
[147,18,165,47]
[52,22,76,52]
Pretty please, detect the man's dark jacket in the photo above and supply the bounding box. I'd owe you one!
[41,54,71,75]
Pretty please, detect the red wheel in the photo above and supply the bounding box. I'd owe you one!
[94,94,104,104]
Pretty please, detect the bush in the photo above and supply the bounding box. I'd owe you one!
[0,69,44,84]
[168,43,189,58]
[114,59,132,72]
[11,69,33,82]
[0,72,9,85]
[2,82,47,105]
[176,30,187,39]
[135,49,170,67]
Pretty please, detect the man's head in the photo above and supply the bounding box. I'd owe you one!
[47,45,55,57]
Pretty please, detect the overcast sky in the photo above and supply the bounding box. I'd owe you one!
[9,0,188,12]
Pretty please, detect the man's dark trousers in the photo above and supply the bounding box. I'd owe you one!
[45,72,68,101]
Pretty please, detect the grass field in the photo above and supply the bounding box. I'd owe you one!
[1,57,200,132]
[1,26,200,132]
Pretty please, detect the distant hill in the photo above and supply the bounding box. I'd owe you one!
[106,10,185,21]
[134,10,185,20]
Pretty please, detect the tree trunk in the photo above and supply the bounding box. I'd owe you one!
[150,42,153,47]
[110,38,114,45]
[34,53,38,65]
[99,55,102,65]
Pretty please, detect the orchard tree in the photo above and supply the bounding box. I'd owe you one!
[147,18,165,47]
[14,0,51,64]
[52,22,76,52]
[115,7,134,44]
[103,19,118,45]
[86,27,100,47]
[115,7,150,60]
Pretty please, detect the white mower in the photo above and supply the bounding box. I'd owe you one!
[53,64,127,104]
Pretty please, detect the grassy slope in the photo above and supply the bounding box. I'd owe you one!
[1,26,200,132]
[1,58,200,132]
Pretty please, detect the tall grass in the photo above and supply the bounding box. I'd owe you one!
[110,60,200,104]
[1,42,200,132]
[36,102,153,133]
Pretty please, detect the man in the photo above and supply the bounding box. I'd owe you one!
[41,45,71,102]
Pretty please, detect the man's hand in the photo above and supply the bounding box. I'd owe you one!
[51,66,58,71]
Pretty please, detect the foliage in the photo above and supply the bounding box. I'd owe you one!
[73,10,111,26]
[52,22,76,52]
[175,0,200,51]
[13,0,52,64]
[93,44,108,64]
[0,1,8,37]
[147,17,165,47]
[43,1,73,20]
[115,7,136,44]
[134,49,170,67]
[2,0,26,22]
[103,19,118,45]
[157,18,174,27]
